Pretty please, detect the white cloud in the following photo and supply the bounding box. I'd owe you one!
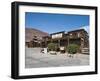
[79,25,89,34]
[64,25,89,35]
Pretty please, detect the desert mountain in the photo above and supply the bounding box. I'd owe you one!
[25,28,49,42]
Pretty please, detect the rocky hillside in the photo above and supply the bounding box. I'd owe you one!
[25,28,49,42]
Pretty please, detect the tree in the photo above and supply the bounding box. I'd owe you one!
[47,43,58,51]
[67,44,79,54]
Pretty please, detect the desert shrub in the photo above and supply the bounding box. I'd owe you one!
[67,44,79,54]
[47,43,58,51]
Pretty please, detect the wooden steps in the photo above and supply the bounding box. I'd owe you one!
[81,48,89,54]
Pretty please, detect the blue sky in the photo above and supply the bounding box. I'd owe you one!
[25,12,89,34]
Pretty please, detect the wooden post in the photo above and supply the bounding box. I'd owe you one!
[68,36,69,46]
[58,40,60,48]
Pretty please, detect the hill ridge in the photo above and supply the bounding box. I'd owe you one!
[25,27,49,42]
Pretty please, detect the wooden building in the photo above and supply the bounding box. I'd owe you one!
[26,29,89,53]
[26,36,41,47]
[41,29,89,53]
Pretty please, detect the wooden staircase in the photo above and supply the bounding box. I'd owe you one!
[81,48,89,54]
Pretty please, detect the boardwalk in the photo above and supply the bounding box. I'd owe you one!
[25,48,89,68]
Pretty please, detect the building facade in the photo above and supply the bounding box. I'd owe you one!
[41,29,89,53]
[26,29,89,53]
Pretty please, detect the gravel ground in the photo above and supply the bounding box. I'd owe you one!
[25,47,89,68]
